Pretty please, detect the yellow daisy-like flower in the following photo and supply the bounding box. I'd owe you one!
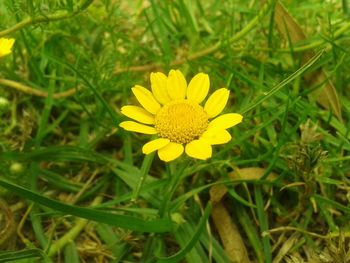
[119,69,243,162]
[0,38,15,58]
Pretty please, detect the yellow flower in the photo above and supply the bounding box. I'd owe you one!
[120,69,243,162]
[0,38,15,58]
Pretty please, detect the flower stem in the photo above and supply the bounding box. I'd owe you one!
[132,152,155,201]
[159,160,190,218]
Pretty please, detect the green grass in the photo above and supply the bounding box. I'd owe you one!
[0,0,350,262]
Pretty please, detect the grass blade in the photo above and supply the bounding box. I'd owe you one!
[0,179,173,233]
[274,1,342,119]
[156,202,212,263]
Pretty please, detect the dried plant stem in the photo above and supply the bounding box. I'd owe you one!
[47,195,104,257]
[114,18,350,75]
[0,1,93,37]
[266,226,350,239]
[0,13,75,37]
[17,203,34,245]
[0,78,78,99]
[114,0,273,74]
[0,198,15,246]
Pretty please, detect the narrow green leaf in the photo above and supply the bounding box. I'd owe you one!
[0,249,45,262]
[254,186,272,263]
[64,241,80,263]
[132,152,155,201]
[314,194,350,215]
[241,50,324,114]
[39,169,82,192]
[0,179,173,233]
[66,0,74,12]
[235,204,264,263]
[156,202,212,263]
[227,187,257,208]
[96,224,130,261]
[0,146,106,164]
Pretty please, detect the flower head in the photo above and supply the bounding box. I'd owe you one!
[120,69,243,162]
[0,38,15,58]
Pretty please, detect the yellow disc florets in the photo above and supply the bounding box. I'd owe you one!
[154,100,208,144]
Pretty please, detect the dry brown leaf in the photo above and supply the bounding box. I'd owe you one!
[209,184,228,203]
[0,198,16,248]
[209,167,279,262]
[273,233,300,263]
[229,167,277,181]
[209,185,250,262]
[274,1,342,120]
[210,200,251,263]
[280,182,305,191]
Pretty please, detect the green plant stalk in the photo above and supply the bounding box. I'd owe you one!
[28,72,56,250]
[186,0,274,61]
[0,1,94,37]
[254,186,272,263]
[159,160,190,218]
[240,49,324,114]
[156,202,213,263]
[132,152,155,201]
[235,205,264,263]
[0,78,77,98]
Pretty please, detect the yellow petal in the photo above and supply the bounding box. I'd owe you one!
[119,121,157,134]
[207,113,243,131]
[186,73,209,104]
[121,105,155,124]
[167,69,187,100]
[142,138,170,154]
[185,139,212,160]
[157,142,184,162]
[150,72,171,104]
[201,129,232,145]
[132,85,161,114]
[0,38,15,57]
[204,88,230,118]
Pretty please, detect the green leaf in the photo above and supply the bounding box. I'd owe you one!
[64,241,80,263]
[0,179,173,233]
[241,50,324,114]
[314,194,350,215]
[156,202,212,263]
[254,186,272,263]
[0,249,46,263]
[227,187,257,208]
[0,146,106,164]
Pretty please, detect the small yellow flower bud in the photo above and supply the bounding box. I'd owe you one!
[10,162,24,175]
[0,97,10,111]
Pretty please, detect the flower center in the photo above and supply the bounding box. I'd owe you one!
[154,100,208,144]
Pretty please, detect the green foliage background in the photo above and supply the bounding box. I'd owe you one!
[0,0,350,262]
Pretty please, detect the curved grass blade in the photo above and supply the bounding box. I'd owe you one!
[0,146,106,164]
[0,249,48,263]
[241,50,324,114]
[45,54,118,123]
[0,179,173,233]
[227,187,257,208]
[274,1,342,120]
